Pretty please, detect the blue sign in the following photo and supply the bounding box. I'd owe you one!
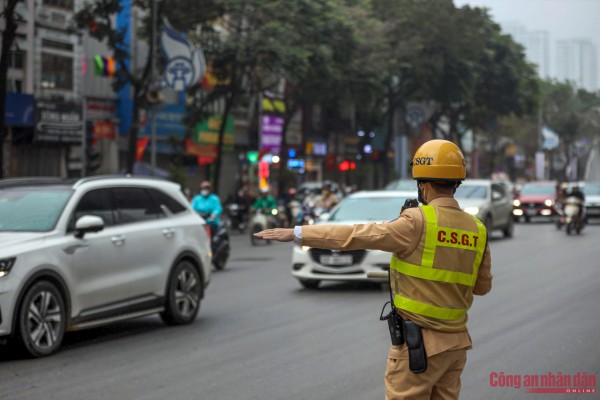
[141,103,187,139]
[160,19,206,91]
[5,93,34,126]
[288,159,305,169]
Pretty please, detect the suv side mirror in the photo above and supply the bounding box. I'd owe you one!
[492,191,503,201]
[75,215,105,239]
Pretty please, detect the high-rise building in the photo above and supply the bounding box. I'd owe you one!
[502,22,550,79]
[555,39,597,92]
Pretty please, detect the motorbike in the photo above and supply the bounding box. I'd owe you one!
[297,203,327,225]
[250,209,281,246]
[226,202,248,233]
[199,212,231,270]
[563,196,585,235]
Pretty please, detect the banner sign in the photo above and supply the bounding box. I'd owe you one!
[35,99,83,143]
[6,93,34,127]
[160,19,206,91]
[260,114,284,154]
[194,114,235,149]
[140,103,187,138]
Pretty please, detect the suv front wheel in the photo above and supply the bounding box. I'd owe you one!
[161,260,202,325]
[17,281,66,358]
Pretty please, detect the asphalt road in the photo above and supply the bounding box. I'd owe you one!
[1,220,599,399]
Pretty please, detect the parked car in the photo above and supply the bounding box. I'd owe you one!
[512,181,558,222]
[583,182,600,221]
[291,190,416,289]
[0,176,212,357]
[454,179,514,238]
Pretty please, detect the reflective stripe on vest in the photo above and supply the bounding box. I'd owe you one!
[390,205,487,320]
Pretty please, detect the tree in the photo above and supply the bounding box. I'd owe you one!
[186,0,360,194]
[542,80,600,179]
[73,0,219,175]
[0,0,21,178]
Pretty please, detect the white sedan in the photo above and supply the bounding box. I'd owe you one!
[291,191,416,289]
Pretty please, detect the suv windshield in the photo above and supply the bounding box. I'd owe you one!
[0,187,72,232]
[455,184,487,199]
[329,196,407,222]
[521,184,555,196]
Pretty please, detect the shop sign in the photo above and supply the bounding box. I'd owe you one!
[193,114,235,149]
[93,121,117,139]
[35,99,83,143]
[260,114,283,153]
[5,93,34,127]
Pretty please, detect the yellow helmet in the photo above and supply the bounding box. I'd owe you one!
[411,139,466,181]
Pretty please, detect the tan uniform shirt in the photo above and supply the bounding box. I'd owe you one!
[301,197,492,357]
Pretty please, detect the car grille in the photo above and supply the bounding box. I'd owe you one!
[309,248,366,266]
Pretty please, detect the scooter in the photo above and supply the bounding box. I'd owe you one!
[250,209,280,246]
[199,213,231,270]
[226,202,248,233]
[563,197,585,235]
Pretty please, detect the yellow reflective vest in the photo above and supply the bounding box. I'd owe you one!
[390,205,487,331]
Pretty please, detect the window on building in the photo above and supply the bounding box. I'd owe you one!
[8,79,23,93]
[41,53,73,90]
[42,0,74,10]
[42,39,74,52]
[9,50,25,69]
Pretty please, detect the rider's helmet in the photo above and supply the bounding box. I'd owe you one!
[322,181,333,193]
[411,139,466,182]
[288,187,297,197]
[200,180,211,190]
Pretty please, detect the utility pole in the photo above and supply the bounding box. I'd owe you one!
[150,0,158,176]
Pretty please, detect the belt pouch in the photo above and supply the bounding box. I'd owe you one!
[403,320,427,373]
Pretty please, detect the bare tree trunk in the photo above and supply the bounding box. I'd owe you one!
[0,0,20,178]
[213,66,238,196]
[126,88,143,174]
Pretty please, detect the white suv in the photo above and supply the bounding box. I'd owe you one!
[0,176,212,357]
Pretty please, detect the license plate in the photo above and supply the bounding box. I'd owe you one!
[320,255,353,265]
[527,209,537,216]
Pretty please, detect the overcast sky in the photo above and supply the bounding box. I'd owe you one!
[454,0,600,44]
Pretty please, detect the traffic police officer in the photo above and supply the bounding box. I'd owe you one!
[255,139,492,400]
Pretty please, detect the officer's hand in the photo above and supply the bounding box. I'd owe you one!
[254,228,294,242]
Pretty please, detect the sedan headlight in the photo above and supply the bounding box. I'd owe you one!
[513,199,521,207]
[464,206,480,216]
[0,257,16,277]
[544,199,554,207]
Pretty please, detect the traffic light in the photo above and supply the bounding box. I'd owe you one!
[247,151,259,164]
[338,160,356,171]
[86,124,101,173]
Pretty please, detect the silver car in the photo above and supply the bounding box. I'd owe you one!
[291,191,416,289]
[455,179,514,238]
[0,176,212,357]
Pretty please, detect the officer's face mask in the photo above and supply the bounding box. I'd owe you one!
[200,189,210,197]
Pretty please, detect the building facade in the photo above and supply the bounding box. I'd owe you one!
[556,39,597,92]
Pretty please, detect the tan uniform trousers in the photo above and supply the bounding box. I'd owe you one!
[385,345,467,400]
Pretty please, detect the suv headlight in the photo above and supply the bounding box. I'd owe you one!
[544,199,554,207]
[464,206,480,216]
[0,257,16,277]
[513,199,521,207]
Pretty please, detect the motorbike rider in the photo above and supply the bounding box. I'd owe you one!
[252,187,277,213]
[254,139,492,400]
[314,181,340,211]
[191,181,223,235]
[567,185,586,220]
